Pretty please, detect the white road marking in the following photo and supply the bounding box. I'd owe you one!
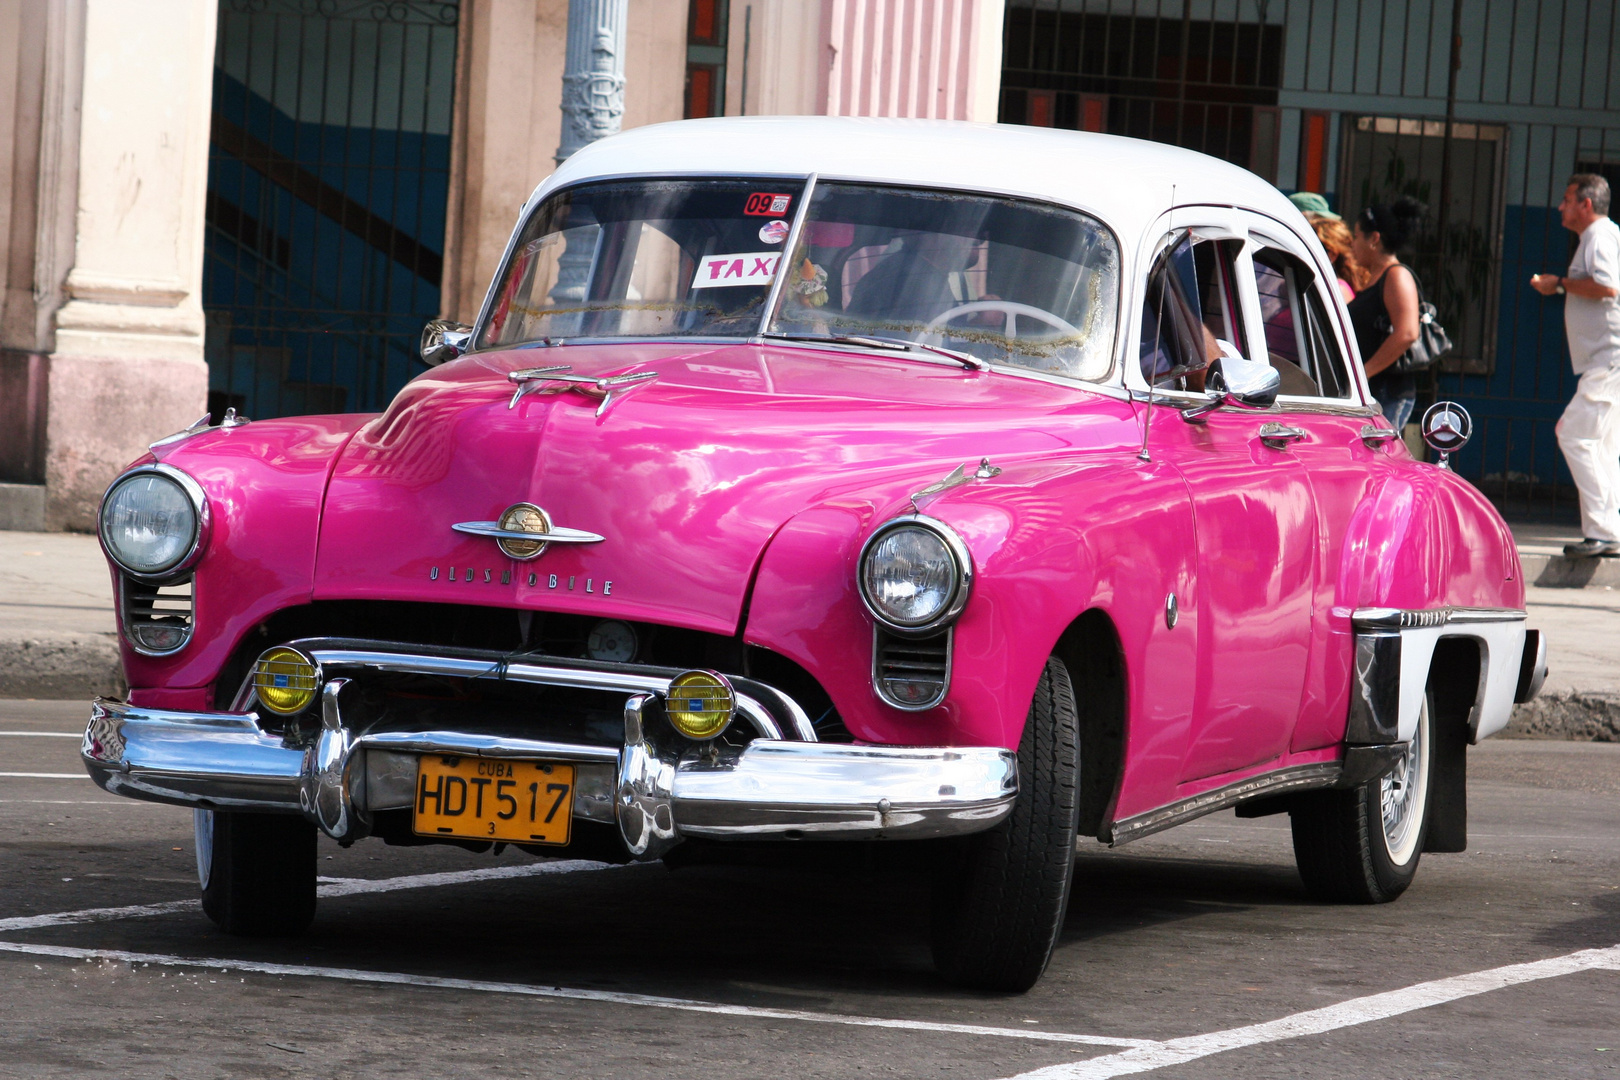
[1000,944,1620,1079]
[0,939,1154,1049]
[0,772,87,779]
[0,732,81,738]
[0,860,624,931]
[0,800,125,805]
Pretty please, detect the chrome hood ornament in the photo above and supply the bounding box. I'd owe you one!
[910,458,1002,512]
[507,365,661,417]
[452,502,605,560]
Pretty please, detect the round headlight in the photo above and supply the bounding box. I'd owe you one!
[859,518,971,633]
[99,468,203,577]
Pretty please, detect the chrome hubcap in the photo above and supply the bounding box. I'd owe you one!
[1379,703,1426,864]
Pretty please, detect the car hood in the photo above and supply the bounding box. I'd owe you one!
[315,341,1113,634]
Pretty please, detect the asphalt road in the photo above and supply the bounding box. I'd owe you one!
[1,699,1616,1079]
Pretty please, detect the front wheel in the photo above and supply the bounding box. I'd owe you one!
[196,809,318,935]
[931,656,1081,992]
[1290,694,1434,903]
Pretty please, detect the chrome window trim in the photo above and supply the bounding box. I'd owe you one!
[98,463,211,583]
[857,515,974,637]
[870,625,953,712]
[472,172,1127,390]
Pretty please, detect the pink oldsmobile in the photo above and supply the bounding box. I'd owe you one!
[84,118,1546,992]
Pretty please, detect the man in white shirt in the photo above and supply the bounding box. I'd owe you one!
[1532,174,1620,557]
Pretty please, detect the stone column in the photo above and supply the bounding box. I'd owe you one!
[45,0,215,530]
[556,0,629,165]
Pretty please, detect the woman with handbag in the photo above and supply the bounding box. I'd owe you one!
[1347,197,1427,430]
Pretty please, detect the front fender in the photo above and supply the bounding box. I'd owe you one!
[744,453,1198,769]
[117,416,371,697]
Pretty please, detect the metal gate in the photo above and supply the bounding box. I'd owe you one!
[204,0,460,421]
[1001,0,1620,522]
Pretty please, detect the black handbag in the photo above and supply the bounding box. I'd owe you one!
[1381,272,1453,374]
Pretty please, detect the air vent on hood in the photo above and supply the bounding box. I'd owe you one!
[872,627,951,711]
[120,574,195,655]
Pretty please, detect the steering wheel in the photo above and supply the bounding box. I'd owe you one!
[923,300,1082,340]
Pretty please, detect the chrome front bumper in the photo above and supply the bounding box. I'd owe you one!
[82,696,1018,857]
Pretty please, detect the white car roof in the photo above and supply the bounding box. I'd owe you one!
[533,116,1303,240]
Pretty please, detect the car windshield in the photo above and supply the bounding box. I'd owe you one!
[764,183,1118,378]
[480,178,808,347]
[479,177,1120,380]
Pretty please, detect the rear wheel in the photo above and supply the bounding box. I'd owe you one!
[1290,694,1433,903]
[931,656,1081,992]
[196,809,318,936]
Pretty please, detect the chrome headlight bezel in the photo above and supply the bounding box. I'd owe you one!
[98,464,211,582]
[857,515,974,637]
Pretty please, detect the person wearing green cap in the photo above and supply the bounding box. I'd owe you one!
[1289,191,1340,220]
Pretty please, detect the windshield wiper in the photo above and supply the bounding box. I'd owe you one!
[760,332,988,371]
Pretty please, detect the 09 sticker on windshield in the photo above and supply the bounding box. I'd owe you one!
[691,252,781,289]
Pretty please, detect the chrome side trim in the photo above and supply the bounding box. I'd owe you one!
[1347,607,1528,745]
[1107,762,1342,846]
[671,740,1018,840]
[1351,606,1525,630]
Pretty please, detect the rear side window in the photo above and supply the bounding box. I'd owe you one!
[1251,247,1354,399]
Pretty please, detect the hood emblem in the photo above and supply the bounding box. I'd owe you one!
[507,365,661,417]
[910,458,1002,512]
[452,503,605,560]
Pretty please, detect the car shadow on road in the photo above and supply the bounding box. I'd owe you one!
[1529,888,1620,951]
[1061,846,1309,944]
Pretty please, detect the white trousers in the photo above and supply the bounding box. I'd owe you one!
[1556,364,1620,542]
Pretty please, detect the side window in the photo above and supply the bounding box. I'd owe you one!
[1138,233,1245,388]
[1251,247,1353,399]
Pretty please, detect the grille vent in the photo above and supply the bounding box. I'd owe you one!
[872,627,952,710]
[121,575,195,655]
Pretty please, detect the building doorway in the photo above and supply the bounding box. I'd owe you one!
[203,0,460,421]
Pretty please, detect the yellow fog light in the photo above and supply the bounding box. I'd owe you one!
[665,670,736,740]
[252,646,319,715]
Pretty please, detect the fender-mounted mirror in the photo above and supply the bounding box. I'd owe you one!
[421,319,473,367]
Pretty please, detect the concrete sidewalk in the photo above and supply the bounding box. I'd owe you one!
[0,526,1614,737]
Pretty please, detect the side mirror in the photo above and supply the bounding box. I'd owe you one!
[1182,345,1280,422]
[1420,401,1472,469]
[420,319,473,367]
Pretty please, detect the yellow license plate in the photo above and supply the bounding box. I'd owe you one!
[412,756,575,845]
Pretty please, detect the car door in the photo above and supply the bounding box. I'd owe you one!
[1130,217,1319,784]
[1236,212,1402,753]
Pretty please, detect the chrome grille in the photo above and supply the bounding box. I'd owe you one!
[120,575,195,656]
[872,628,952,711]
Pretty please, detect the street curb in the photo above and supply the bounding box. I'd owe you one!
[1503,691,1620,741]
[0,635,125,700]
[1518,552,1620,588]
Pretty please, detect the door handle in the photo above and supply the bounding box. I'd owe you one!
[1258,422,1307,449]
[1359,424,1401,448]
